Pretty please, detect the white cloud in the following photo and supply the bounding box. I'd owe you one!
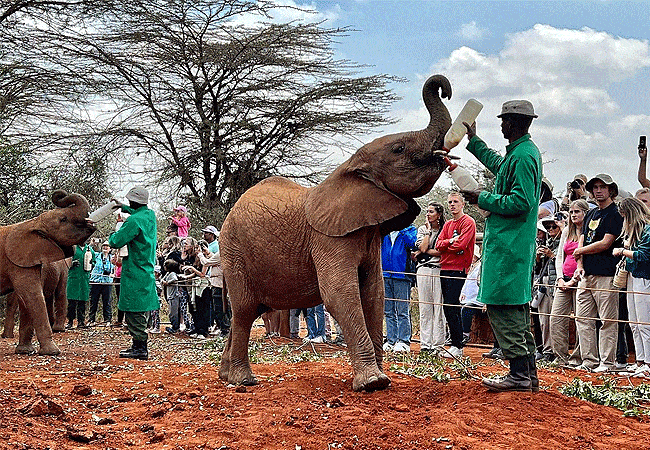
[456,21,488,41]
[419,24,650,194]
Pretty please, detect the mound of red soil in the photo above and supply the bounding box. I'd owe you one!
[0,327,648,449]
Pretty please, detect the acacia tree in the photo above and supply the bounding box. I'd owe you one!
[35,0,401,224]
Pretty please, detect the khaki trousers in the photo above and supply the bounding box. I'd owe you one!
[416,266,446,349]
[575,275,618,369]
[550,285,578,364]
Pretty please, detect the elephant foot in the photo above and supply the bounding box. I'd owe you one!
[52,325,65,333]
[38,342,61,356]
[1,330,14,339]
[15,344,37,355]
[352,369,391,392]
[218,364,230,382]
[225,365,258,386]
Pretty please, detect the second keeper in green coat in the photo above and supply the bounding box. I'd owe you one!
[460,100,542,393]
[108,185,158,360]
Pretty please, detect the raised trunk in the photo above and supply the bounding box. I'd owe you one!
[51,191,90,212]
[421,75,453,150]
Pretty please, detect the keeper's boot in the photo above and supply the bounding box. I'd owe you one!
[481,355,532,392]
[528,353,539,392]
[119,340,149,360]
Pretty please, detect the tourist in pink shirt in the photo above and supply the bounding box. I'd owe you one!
[550,199,589,364]
[171,206,191,237]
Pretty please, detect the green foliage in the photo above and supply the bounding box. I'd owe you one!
[559,377,650,417]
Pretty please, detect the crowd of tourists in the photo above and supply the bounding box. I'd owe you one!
[379,105,650,390]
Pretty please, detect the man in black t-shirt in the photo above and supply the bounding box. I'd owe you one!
[572,174,624,372]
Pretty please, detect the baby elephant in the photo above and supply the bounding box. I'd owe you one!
[0,190,95,355]
[220,75,452,392]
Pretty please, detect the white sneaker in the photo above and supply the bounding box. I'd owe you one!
[612,362,629,371]
[393,341,411,353]
[382,342,394,352]
[633,364,650,376]
[310,336,324,344]
[442,346,463,359]
[574,364,592,372]
[592,364,610,373]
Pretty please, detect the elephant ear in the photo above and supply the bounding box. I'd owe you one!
[5,221,71,268]
[305,166,410,237]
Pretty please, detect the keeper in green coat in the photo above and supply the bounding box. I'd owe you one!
[460,100,542,393]
[66,244,95,328]
[108,185,158,360]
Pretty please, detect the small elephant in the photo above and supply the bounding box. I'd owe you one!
[1,259,69,338]
[0,191,96,355]
[220,74,453,392]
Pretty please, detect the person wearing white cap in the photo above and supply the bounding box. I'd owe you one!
[202,225,220,254]
[108,185,159,360]
[460,99,542,392]
[570,174,624,373]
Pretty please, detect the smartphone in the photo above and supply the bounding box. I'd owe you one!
[641,135,647,148]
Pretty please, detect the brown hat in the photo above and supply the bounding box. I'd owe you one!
[586,174,618,198]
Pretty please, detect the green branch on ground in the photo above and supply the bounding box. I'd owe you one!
[559,377,650,417]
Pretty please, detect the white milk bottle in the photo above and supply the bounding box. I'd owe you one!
[444,157,479,191]
[88,199,121,223]
[443,99,483,152]
[83,247,93,271]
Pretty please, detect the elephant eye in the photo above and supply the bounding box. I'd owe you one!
[392,143,405,154]
[60,216,68,223]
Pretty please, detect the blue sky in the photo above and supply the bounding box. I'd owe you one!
[268,0,650,196]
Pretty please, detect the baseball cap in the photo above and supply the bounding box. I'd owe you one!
[201,225,219,236]
[497,100,538,118]
[173,205,187,212]
[125,185,149,204]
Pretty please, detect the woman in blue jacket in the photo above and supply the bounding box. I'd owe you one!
[613,197,650,378]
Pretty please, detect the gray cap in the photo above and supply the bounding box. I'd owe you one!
[497,100,538,118]
[586,173,619,198]
[201,225,219,236]
[125,185,149,204]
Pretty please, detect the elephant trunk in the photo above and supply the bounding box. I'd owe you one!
[422,74,453,149]
[51,190,90,213]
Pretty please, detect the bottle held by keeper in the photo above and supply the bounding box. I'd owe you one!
[88,199,121,223]
[83,247,93,272]
[443,99,483,152]
[444,157,479,191]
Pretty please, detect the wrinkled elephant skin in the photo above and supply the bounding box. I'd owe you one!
[220,75,453,392]
[2,260,69,338]
[0,191,95,355]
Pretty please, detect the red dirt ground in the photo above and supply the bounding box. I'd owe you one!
[1,326,649,450]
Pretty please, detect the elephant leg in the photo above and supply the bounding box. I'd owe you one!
[1,292,18,338]
[320,268,389,392]
[359,261,388,374]
[13,280,60,355]
[219,276,258,386]
[225,305,258,386]
[16,303,36,354]
[51,288,68,333]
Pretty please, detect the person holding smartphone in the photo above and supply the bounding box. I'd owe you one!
[637,135,648,188]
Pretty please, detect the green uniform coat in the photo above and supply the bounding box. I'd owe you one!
[108,205,159,312]
[467,133,542,305]
[66,244,95,301]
